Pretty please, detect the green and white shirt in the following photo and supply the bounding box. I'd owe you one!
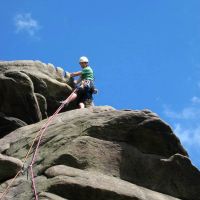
[81,66,94,80]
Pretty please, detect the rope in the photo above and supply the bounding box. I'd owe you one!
[0,89,77,200]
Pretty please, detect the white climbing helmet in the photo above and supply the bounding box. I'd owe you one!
[79,56,89,63]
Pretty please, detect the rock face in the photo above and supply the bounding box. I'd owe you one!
[0,60,199,200]
[0,112,27,138]
[0,60,77,137]
[0,154,23,182]
[0,106,199,200]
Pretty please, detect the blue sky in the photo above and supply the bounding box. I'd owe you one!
[0,0,200,169]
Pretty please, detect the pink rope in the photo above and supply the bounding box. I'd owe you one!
[30,165,38,200]
[29,89,77,200]
[0,89,77,200]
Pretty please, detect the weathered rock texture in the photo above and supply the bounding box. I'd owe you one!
[0,60,199,200]
[0,106,199,200]
[0,154,23,182]
[0,112,27,138]
[0,60,78,138]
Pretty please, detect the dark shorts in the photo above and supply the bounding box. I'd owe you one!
[76,80,94,104]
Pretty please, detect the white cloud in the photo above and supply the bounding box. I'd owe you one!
[163,100,200,147]
[191,96,200,104]
[14,13,40,36]
[163,98,200,168]
[163,106,200,120]
[174,123,200,146]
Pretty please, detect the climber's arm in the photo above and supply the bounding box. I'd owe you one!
[70,71,82,77]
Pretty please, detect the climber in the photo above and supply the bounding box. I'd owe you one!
[65,56,97,108]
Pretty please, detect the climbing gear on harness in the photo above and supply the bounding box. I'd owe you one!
[82,80,90,87]
[0,89,77,200]
[81,80,97,94]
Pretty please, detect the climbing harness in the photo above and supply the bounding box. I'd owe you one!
[82,80,90,87]
[0,89,77,200]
